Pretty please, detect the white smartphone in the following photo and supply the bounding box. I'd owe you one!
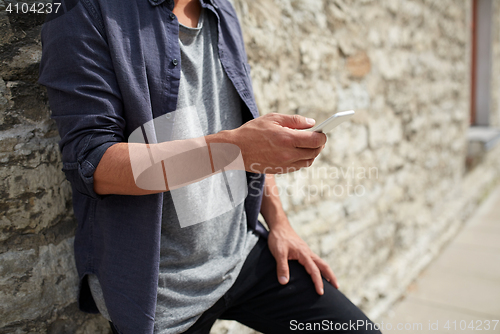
[307,110,355,133]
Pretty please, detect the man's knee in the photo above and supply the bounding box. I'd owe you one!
[317,285,382,333]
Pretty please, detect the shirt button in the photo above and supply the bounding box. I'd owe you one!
[169,13,175,20]
[172,59,178,66]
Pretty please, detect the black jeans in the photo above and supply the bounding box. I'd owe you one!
[111,237,382,334]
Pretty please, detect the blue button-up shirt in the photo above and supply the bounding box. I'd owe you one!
[38,0,267,332]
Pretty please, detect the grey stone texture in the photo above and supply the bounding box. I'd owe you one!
[0,0,499,334]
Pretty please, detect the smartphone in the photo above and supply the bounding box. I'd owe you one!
[307,110,355,133]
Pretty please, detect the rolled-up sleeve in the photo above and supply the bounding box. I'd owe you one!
[38,0,125,199]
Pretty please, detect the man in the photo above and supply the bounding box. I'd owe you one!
[39,0,381,333]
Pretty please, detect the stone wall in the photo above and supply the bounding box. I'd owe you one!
[1,0,499,333]
[0,1,109,332]
[215,0,499,332]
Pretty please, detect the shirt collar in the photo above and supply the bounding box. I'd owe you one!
[201,0,216,8]
[147,0,171,7]
[147,0,216,8]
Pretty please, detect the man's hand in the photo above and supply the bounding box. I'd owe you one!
[225,113,327,173]
[261,174,339,295]
[268,222,339,295]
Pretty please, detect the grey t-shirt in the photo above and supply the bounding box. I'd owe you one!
[154,9,258,334]
[88,8,259,334]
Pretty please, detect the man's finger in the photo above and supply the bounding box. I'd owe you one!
[300,256,324,295]
[292,147,323,161]
[288,129,327,149]
[276,250,290,285]
[314,257,339,289]
[274,114,316,130]
[289,158,315,171]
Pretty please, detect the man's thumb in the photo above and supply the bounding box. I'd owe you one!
[277,258,290,285]
[278,114,316,130]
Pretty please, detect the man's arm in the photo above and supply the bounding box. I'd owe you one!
[94,113,327,195]
[261,174,339,295]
